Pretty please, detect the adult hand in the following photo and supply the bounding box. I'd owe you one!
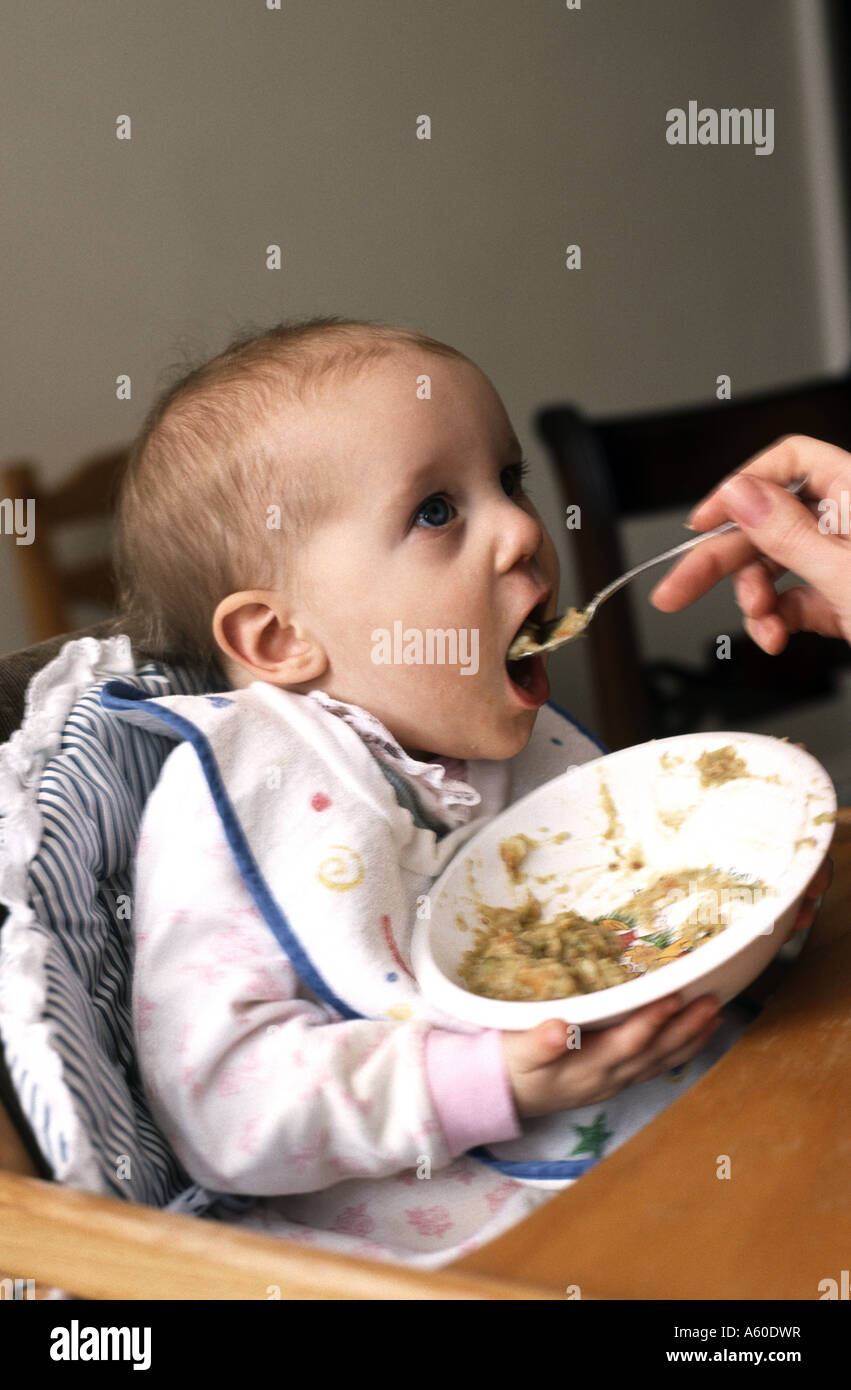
[650,435,851,652]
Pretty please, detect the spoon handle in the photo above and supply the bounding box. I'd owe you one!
[585,520,742,617]
[584,474,809,620]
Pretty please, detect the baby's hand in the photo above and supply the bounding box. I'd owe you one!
[501,993,722,1120]
[784,853,833,942]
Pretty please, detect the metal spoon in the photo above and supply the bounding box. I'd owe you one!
[507,476,809,660]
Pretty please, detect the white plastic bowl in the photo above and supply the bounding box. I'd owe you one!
[411,732,837,1031]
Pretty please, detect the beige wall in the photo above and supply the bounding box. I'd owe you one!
[2,0,847,739]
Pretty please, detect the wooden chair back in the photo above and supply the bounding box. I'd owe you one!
[0,448,128,643]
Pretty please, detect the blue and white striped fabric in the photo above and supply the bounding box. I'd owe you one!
[0,635,252,1217]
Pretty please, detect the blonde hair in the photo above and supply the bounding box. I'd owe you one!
[112,315,470,670]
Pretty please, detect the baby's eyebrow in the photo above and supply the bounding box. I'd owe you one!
[390,456,451,508]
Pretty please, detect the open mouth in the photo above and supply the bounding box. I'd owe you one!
[505,595,550,693]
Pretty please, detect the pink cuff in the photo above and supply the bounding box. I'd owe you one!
[424,1028,522,1159]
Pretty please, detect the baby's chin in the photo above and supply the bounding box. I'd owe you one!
[309,667,542,761]
[401,709,539,765]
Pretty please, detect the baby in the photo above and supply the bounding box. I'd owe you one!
[105,316,744,1269]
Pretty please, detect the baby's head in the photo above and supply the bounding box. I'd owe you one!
[114,316,559,761]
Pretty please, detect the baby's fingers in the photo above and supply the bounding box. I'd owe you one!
[602,993,721,1077]
[784,854,833,941]
[804,854,833,901]
[600,992,702,1060]
[629,1014,723,1086]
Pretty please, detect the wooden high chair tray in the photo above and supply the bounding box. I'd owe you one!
[1,811,848,1300]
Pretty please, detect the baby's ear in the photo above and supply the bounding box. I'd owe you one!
[212,590,327,686]
[211,590,275,676]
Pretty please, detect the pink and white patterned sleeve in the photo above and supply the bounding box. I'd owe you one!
[131,741,520,1195]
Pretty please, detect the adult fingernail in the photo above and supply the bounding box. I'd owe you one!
[686,498,711,528]
[722,476,771,526]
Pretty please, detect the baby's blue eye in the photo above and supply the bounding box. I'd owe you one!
[413,495,455,529]
[411,460,530,530]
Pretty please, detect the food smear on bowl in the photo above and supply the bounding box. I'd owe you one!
[654,745,782,835]
[598,776,622,841]
[694,744,782,791]
[696,745,749,788]
[498,833,539,883]
[794,836,817,851]
[458,867,770,1002]
[499,829,571,884]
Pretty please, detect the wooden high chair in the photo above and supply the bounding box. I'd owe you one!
[1,627,849,1300]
